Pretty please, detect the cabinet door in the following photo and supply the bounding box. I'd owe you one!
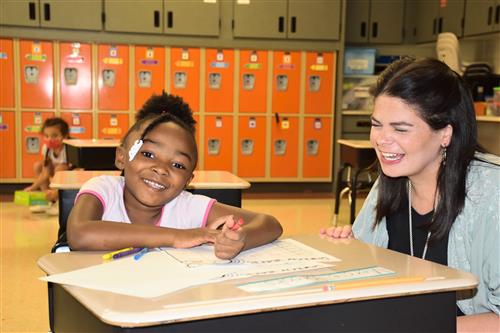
[495,0,500,32]
[0,0,39,27]
[164,0,219,36]
[414,1,439,42]
[439,0,465,37]
[345,0,370,43]
[104,0,162,34]
[464,0,496,35]
[288,0,340,40]
[370,0,404,44]
[39,0,101,30]
[233,0,287,38]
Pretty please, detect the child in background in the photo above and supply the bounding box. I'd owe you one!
[25,117,71,213]
[67,111,283,259]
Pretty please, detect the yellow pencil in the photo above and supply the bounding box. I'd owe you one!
[323,276,426,291]
[102,247,134,260]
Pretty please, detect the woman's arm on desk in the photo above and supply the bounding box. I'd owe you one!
[457,313,499,332]
[320,225,354,239]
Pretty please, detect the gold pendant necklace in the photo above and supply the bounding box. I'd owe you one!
[408,180,431,259]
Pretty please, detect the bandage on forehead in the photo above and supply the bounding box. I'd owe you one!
[128,139,143,161]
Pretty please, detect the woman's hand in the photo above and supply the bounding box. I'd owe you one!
[319,225,354,239]
[213,215,246,259]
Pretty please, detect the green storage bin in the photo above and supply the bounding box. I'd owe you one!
[14,191,48,206]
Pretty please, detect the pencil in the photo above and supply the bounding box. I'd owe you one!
[322,276,425,291]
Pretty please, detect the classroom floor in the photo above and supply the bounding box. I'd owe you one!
[0,191,366,333]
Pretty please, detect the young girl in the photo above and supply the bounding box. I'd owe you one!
[25,117,71,204]
[67,112,283,259]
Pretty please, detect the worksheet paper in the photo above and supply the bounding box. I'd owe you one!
[40,239,338,298]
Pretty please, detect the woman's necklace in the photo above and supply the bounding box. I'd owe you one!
[407,180,431,259]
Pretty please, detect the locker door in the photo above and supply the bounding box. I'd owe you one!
[60,42,92,110]
[271,116,298,178]
[98,44,129,111]
[204,115,233,172]
[97,113,129,140]
[170,48,200,112]
[205,49,234,113]
[135,46,165,111]
[0,39,15,108]
[238,116,266,178]
[239,50,267,113]
[21,111,55,178]
[164,0,220,36]
[0,112,16,178]
[60,112,93,139]
[20,40,54,109]
[272,51,300,114]
[305,51,335,115]
[303,117,332,178]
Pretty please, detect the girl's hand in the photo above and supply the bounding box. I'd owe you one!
[172,228,218,249]
[319,225,354,239]
[213,215,246,259]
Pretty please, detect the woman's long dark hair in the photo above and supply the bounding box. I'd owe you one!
[372,58,479,240]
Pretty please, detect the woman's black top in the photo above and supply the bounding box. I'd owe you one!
[386,196,464,316]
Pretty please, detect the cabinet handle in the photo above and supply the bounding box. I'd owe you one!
[361,22,366,37]
[488,6,493,25]
[291,16,296,33]
[495,5,499,24]
[43,3,50,21]
[356,121,371,128]
[28,2,36,20]
[278,16,284,33]
[154,10,160,27]
[438,17,443,33]
[372,22,378,38]
[433,18,437,34]
[167,11,173,28]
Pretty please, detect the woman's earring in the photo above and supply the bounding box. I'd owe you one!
[441,145,447,166]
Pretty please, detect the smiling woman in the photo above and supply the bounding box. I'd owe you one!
[66,95,282,260]
[321,58,500,330]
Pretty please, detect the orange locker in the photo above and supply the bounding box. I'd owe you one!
[272,51,300,114]
[21,111,55,178]
[270,116,298,178]
[237,116,266,178]
[60,112,93,139]
[239,50,267,113]
[97,113,129,140]
[60,42,92,110]
[303,117,332,178]
[170,48,200,112]
[205,49,234,113]
[20,40,54,109]
[0,39,14,108]
[0,111,16,178]
[305,52,335,115]
[98,44,129,111]
[204,115,233,172]
[135,46,165,111]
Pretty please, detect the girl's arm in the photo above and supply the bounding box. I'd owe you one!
[457,313,499,332]
[206,202,283,259]
[67,194,218,251]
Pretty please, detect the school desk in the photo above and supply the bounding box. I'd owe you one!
[38,235,477,333]
[64,139,120,170]
[50,170,251,237]
[334,139,377,225]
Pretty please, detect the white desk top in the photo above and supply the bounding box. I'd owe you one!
[64,139,121,148]
[337,139,373,149]
[51,170,250,190]
[38,235,477,328]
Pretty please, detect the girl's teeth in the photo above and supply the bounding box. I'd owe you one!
[382,152,403,161]
[143,179,166,190]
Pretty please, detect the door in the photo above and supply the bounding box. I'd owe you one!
[164,0,220,36]
[288,0,340,40]
[370,0,404,44]
[345,0,370,43]
[464,0,496,36]
[414,1,439,42]
[40,0,102,30]
[0,0,39,27]
[439,0,465,37]
[104,0,162,34]
[233,0,287,39]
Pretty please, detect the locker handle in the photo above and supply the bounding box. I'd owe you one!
[167,11,173,28]
[438,17,443,33]
[488,6,493,25]
[496,5,500,24]
[28,2,36,20]
[278,16,284,33]
[154,10,160,27]
[432,18,437,34]
[275,113,280,124]
[356,121,371,127]
[372,22,378,38]
[43,3,50,21]
[361,22,366,37]
[291,16,296,33]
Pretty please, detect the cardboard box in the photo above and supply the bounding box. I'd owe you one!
[14,191,48,206]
